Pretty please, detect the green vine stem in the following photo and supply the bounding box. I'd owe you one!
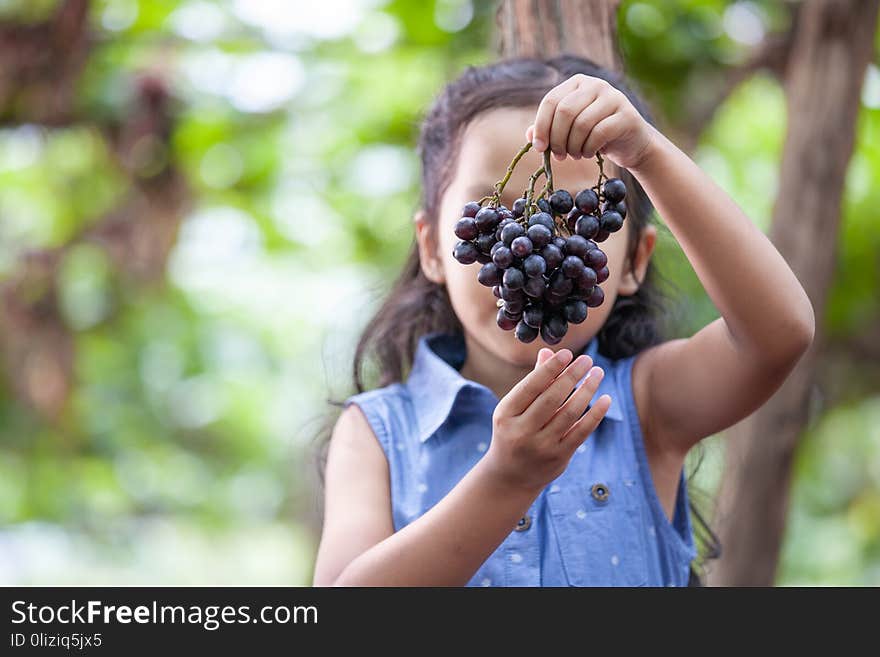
[479,141,533,206]
[524,163,546,222]
[476,143,608,233]
[537,149,554,200]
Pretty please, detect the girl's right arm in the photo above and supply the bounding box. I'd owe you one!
[312,348,610,587]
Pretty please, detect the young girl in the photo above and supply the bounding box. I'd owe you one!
[312,55,814,587]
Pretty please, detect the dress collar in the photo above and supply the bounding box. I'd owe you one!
[406,331,623,443]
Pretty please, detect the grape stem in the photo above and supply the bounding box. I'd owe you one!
[478,143,606,227]
[524,164,547,222]
[481,141,533,207]
[537,149,554,199]
[592,151,606,200]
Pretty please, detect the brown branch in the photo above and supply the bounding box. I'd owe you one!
[709,0,880,587]
[0,70,190,421]
[0,0,91,125]
[681,32,795,150]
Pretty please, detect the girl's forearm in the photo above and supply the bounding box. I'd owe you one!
[629,127,815,360]
[332,456,541,586]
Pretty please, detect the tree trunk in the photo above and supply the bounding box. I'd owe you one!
[495,0,622,71]
[708,0,880,587]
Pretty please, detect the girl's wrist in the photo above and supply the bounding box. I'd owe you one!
[475,450,548,500]
[626,123,670,178]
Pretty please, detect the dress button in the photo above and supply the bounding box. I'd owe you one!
[514,515,532,531]
[591,482,610,502]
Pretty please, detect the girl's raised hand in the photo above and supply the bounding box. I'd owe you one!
[525,73,657,171]
[484,347,612,492]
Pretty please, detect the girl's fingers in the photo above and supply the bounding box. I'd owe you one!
[498,348,574,417]
[560,393,612,452]
[568,95,618,159]
[531,77,580,151]
[547,90,595,160]
[520,354,593,430]
[541,365,604,438]
[536,347,554,367]
[582,113,625,158]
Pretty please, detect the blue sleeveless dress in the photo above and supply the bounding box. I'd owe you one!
[343,331,698,586]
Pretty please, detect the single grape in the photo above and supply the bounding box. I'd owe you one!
[563,299,588,324]
[454,217,478,241]
[553,236,566,250]
[453,241,479,264]
[600,210,624,233]
[497,308,518,330]
[475,207,500,232]
[528,212,556,234]
[594,229,611,243]
[575,188,599,214]
[524,275,546,298]
[585,285,605,307]
[492,285,502,299]
[602,178,626,204]
[523,304,544,329]
[462,201,481,218]
[596,266,609,284]
[549,189,574,215]
[540,323,563,345]
[537,198,551,214]
[527,224,553,249]
[492,246,514,268]
[576,265,598,290]
[511,236,533,258]
[512,197,527,218]
[503,300,524,318]
[575,214,600,240]
[477,262,502,286]
[523,254,547,278]
[501,222,525,246]
[515,321,539,343]
[495,218,512,242]
[490,240,504,256]
[498,208,514,220]
[545,314,568,339]
[563,235,590,259]
[585,248,608,270]
[541,243,564,270]
[500,285,526,303]
[503,266,525,290]
[562,255,585,279]
[476,253,492,264]
[476,233,496,255]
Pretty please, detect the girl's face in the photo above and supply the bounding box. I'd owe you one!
[415,106,655,369]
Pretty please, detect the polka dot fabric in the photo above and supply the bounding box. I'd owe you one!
[344,331,698,586]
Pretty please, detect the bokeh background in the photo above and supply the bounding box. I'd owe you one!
[0,0,878,585]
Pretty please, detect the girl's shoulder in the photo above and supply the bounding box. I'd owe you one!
[343,382,414,454]
[344,381,410,407]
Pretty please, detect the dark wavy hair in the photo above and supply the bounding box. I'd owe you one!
[312,54,721,586]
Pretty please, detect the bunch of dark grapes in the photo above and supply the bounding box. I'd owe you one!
[453,167,626,345]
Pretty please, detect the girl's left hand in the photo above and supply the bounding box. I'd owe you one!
[525,73,657,171]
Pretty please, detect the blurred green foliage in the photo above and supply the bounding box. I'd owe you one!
[0,0,877,585]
